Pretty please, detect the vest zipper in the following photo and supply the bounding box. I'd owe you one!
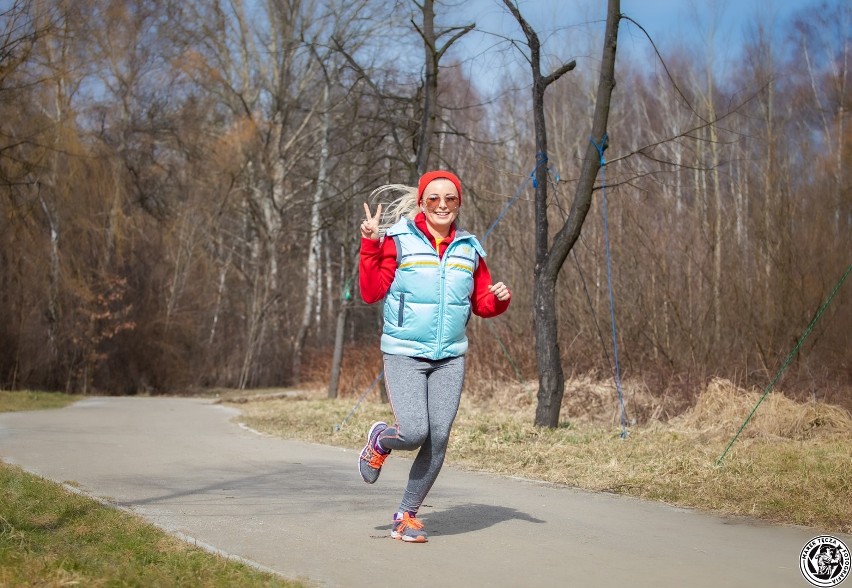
[436,244,447,359]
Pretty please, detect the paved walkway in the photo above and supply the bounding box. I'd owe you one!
[0,396,841,587]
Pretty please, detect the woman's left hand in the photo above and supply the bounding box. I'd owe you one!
[488,282,511,301]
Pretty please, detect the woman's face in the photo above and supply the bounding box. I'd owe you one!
[420,178,460,235]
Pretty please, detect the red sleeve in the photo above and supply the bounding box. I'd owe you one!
[471,257,511,318]
[359,237,398,304]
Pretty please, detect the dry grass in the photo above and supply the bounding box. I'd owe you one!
[670,378,852,440]
[226,377,852,534]
[464,374,674,426]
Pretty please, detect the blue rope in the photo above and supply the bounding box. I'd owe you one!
[530,151,549,188]
[592,133,629,439]
[480,157,548,382]
[481,153,562,384]
[482,153,546,241]
[482,176,531,241]
[334,369,384,432]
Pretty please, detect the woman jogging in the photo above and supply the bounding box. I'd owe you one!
[357,170,511,543]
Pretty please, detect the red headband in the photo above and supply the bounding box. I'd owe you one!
[417,170,462,205]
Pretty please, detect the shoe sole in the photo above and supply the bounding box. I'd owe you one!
[392,532,427,543]
[358,421,386,484]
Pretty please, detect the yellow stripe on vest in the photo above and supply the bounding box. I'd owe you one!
[446,263,473,273]
[399,260,440,269]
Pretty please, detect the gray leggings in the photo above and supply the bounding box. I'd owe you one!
[377,352,465,514]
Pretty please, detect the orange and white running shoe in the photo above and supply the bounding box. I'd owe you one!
[358,421,390,484]
[391,512,428,543]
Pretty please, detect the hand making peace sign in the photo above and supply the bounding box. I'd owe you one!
[360,202,382,240]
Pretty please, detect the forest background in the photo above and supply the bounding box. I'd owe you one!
[1,0,849,422]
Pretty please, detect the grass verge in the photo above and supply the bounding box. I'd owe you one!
[0,390,83,412]
[0,391,308,588]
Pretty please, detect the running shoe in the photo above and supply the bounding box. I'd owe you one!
[358,421,389,484]
[391,512,428,543]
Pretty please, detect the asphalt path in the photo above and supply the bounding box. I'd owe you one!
[0,396,843,587]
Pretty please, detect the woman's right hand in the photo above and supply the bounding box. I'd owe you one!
[360,202,382,240]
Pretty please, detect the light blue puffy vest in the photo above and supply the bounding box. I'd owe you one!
[381,218,486,360]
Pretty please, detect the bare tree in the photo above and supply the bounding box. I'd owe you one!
[503,0,621,427]
[411,0,473,178]
[292,52,332,383]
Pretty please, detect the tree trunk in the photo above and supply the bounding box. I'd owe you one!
[328,253,358,399]
[327,303,347,399]
[293,82,331,382]
[533,272,563,425]
[414,0,437,177]
[504,0,620,427]
[38,191,60,376]
[410,0,473,179]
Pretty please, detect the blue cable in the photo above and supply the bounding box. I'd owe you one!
[592,134,629,439]
[482,154,547,242]
[482,177,530,242]
[334,369,385,432]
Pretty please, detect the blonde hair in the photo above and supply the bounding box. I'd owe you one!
[369,180,464,236]
[369,184,419,235]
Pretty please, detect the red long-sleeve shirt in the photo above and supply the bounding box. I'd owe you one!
[359,213,510,318]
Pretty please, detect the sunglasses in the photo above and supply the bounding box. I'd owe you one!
[423,195,460,210]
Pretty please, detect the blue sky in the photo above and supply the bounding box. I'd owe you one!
[451,0,818,94]
[466,0,809,45]
[621,0,804,37]
[620,0,806,59]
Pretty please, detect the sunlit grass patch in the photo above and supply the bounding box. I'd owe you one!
[0,390,82,413]
[0,462,308,588]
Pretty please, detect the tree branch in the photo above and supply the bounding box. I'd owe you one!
[542,60,577,87]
